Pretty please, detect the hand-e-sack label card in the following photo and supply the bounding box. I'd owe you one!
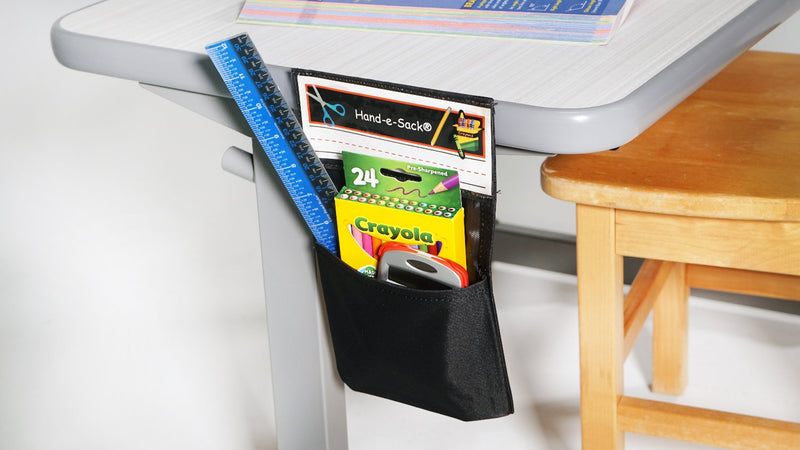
[296,72,494,197]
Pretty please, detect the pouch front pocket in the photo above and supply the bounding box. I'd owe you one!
[315,243,513,421]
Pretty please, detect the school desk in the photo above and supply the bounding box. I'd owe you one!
[52,0,800,448]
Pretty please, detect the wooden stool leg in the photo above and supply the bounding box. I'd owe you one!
[652,262,689,395]
[576,205,625,449]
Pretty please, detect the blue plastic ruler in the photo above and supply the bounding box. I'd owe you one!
[206,33,338,254]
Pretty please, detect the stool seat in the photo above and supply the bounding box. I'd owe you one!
[540,51,800,450]
[542,51,800,222]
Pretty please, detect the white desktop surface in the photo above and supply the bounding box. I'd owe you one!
[55,0,755,108]
[53,0,800,153]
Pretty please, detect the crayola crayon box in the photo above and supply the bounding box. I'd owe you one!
[335,151,465,277]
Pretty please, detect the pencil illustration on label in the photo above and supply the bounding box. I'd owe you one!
[430,106,451,146]
[429,173,459,195]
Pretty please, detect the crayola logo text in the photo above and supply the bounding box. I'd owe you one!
[354,217,434,243]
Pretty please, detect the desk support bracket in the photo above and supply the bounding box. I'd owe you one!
[252,143,349,450]
[222,146,254,182]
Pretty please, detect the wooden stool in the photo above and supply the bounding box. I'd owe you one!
[540,51,800,449]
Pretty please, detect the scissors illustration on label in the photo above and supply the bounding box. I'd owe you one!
[308,85,345,126]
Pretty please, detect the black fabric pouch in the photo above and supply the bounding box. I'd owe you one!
[302,73,513,421]
[314,172,513,421]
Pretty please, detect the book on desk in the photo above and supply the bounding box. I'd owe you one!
[237,0,635,44]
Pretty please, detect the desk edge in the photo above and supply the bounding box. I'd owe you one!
[51,0,800,154]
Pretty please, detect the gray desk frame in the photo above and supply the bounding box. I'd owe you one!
[52,2,799,449]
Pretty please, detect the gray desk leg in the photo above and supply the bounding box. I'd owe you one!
[252,144,348,450]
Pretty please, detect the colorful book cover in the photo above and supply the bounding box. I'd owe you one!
[239,0,635,44]
[309,0,628,16]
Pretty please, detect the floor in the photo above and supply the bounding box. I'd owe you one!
[2,1,798,449]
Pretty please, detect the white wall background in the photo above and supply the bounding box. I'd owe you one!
[1,2,798,449]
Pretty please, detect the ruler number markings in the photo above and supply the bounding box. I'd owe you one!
[206,34,338,253]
